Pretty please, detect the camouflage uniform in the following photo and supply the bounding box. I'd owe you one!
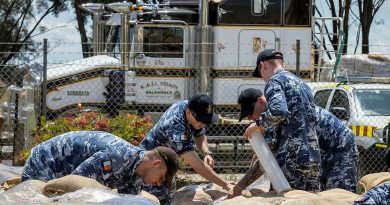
[22,131,145,194]
[264,106,358,192]
[354,182,390,205]
[315,106,358,192]
[257,69,320,192]
[140,100,205,204]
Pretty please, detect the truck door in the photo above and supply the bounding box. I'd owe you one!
[238,29,277,69]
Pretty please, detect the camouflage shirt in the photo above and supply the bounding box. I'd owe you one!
[22,131,144,194]
[140,100,205,155]
[258,69,320,190]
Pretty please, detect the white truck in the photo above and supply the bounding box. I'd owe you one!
[1,0,338,168]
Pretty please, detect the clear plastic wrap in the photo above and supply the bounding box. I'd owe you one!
[248,131,291,193]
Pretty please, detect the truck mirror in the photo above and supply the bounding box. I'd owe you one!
[330,107,350,121]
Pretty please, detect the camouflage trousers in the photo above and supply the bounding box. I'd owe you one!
[284,162,321,192]
[320,146,358,193]
[354,182,390,205]
[142,178,176,205]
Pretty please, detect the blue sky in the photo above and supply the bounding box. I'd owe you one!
[32,1,390,64]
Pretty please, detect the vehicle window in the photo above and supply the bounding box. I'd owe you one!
[330,90,350,110]
[314,90,332,108]
[284,0,311,26]
[143,27,184,58]
[355,89,390,116]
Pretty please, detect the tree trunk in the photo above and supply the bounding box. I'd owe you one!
[361,25,370,54]
[342,0,352,54]
[74,0,90,58]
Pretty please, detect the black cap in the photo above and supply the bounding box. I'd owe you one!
[188,93,218,124]
[155,146,179,189]
[253,49,283,78]
[238,88,263,122]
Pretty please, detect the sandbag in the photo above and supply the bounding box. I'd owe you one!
[283,190,317,198]
[172,184,213,205]
[317,188,359,200]
[357,172,390,192]
[172,183,228,205]
[0,179,50,203]
[0,177,22,191]
[52,188,158,205]
[219,188,359,205]
[218,195,285,205]
[43,175,110,197]
[281,197,351,205]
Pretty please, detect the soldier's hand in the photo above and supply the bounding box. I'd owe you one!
[244,123,265,139]
[203,154,215,168]
[227,184,244,199]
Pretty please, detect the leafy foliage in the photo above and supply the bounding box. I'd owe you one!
[15,112,153,164]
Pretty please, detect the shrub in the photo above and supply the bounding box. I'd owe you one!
[16,112,153,164]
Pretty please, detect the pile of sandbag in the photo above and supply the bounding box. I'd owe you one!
[172,182,359,205]
[219,189,359,205]
[321,54,390,81]
[0,175,159,205]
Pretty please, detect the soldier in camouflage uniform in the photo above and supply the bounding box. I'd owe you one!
[140,93,233,204]
[233,88,358,196]
[315,106,358,192]
[354,182,390,205]
[241,49,321,192]
[22,131,179,196]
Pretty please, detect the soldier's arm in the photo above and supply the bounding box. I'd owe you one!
[193,134,215,167]
[181,150,230,190]
[258,80,289,128]
[193,134,210,155]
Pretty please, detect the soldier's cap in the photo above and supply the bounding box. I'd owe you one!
[155,146,179,189]
[253,49,283,78]
[188,93,218,124]
[238,88,263,122]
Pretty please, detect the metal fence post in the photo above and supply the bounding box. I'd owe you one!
[42,39,48,120]
[296,39,300,78]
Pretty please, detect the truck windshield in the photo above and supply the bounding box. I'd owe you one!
[355,89,390,116]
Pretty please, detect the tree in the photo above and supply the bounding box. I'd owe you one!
[0,0,68,65]
[0,0,68,84]
[357,0,385,54]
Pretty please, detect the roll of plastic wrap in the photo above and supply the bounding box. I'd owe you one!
[249,130,291,193]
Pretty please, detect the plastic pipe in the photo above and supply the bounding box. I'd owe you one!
[249,130,292,193]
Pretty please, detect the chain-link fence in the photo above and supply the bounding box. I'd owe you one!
[1,40,390,184]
